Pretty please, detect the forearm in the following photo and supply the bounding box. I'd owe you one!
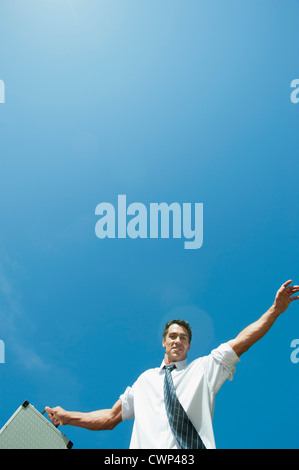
[45,399,122,431]
[228,280,299,357]
[63,409,117,431]
[228,305,281,357]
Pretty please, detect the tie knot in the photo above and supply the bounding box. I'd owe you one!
[165,364,176,372]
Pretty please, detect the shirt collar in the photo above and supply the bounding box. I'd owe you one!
[159,358,188,373]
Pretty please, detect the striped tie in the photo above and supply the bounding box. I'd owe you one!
[164,364,206,449]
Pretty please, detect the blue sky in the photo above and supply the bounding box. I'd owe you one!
[0,0,298,449]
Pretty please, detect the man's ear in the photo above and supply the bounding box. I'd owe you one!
[162,337,166,348]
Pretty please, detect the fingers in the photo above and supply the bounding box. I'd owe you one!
[287,286,299,295]
[44,406,60,425]
[45,406,55,418]
[277,280,292,294]
[280,280,299,294]
[44,406,53,418]
[281,280,299,301]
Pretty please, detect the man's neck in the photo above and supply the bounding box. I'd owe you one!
[164,355,187,365]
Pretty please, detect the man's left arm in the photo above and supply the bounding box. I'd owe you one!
[228,280,299,357]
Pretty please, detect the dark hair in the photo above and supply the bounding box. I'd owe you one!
[163,319,192,343]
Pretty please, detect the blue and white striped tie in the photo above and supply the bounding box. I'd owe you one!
[164,364,206,449]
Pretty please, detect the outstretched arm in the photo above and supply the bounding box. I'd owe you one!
[45,399,122,431]
[228,280,299,357]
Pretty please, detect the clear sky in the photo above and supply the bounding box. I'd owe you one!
[0,0,298,449]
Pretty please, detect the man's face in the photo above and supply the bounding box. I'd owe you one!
[162,323,191,364]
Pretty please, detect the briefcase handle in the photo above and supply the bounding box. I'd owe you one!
[41,408,59,428]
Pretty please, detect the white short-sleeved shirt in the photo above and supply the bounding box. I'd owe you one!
[120,343,240,449]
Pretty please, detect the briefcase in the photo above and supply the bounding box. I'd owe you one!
[0,400,73,449]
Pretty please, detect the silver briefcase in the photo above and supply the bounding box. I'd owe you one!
[0,400,73,449]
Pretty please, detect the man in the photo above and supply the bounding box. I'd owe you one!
[46,280,299,449]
